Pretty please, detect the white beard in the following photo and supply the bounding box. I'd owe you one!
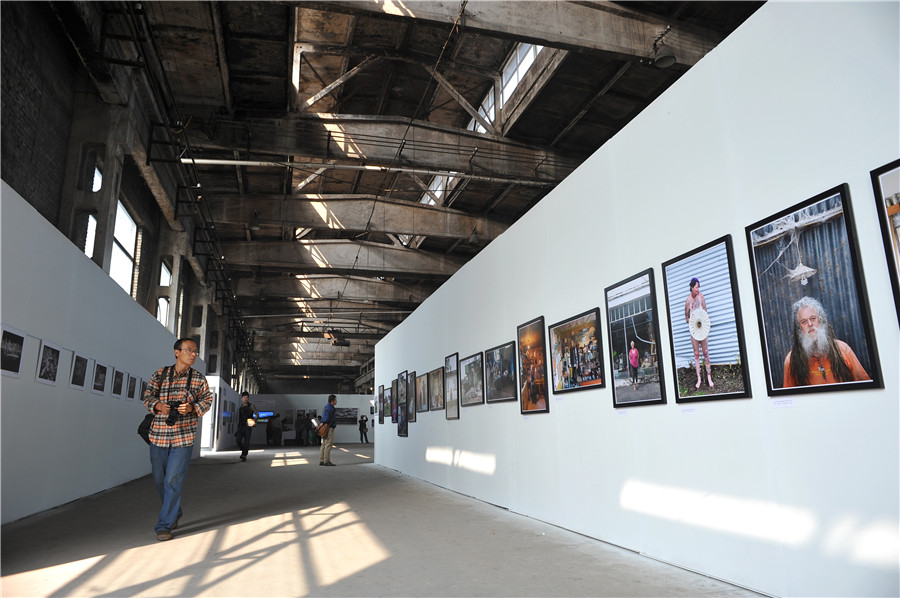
[800,326,830,357]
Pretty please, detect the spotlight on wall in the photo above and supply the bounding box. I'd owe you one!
[654,45,676,69]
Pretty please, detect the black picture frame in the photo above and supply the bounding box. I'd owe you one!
[459,352,485,407]
[517,316,549,414]
[547,308,605,394]
[406,370,417,423]
[484,341,518,403]
[428,366,444,410]
[111,368,126,398]
[1,325,26,378]
[69,353,89,390]
[416,372,429,413]
[870,158,900,325]
[662,235,752,403]
[378,385,385,424]
[746,183,883,395]
[444,352,460,420]
[390,379,398,423]
[92,362,109,395]
[398,370,408,410]
[126,375,139,401]
[35,339,61,386]
[605,269,667,408]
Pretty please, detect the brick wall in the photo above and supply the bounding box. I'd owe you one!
[1,3,80,226]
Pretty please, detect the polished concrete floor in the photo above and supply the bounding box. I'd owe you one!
[2,444,762,597]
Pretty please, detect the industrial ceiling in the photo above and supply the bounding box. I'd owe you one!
[63,1,763,391]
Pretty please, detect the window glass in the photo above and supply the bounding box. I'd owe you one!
[84,215,97,258]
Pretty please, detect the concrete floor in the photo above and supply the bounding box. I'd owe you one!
[2,444,762,597]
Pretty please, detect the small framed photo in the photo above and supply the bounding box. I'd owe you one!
[35,339,62,386]
[605,269,666,408]
[416,372,429,413]
[398,370,408,413]
[407,371,417,423]
[548,308,605,394]
[444,352,460,420]
[126,375,139,401]
[378,385,385,424]
[390,379,398,423]
[398,383,409,438]
[69,353,90,390]
[428,366,444,410]
[459,352,485,407]
[484,341,517,404]
[111,368,126,398]
[662,236,752,403]
[141,379,149,399]
[91,361,109,395]
[1,325,26,378]
[870,158,900,324]
[746,184,882,395]
[517,316,549,414]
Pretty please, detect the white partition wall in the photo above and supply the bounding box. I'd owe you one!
[0,183,201,523]
[373,4,899,597]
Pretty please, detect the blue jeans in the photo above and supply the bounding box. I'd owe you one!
[149,444,193,533]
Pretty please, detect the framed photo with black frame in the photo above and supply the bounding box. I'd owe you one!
[35,339,62,386]
[390,379,398,423]
[126,375,139,401]
[547,308,605,394]
[406,370,417,423]
[444,352,460,420]
[459,352,485,407]
[605,269,666,408]
[1,325,26,378]
[111,368,126,398]
[746,183,882,395]
[428,366,444,411]
[378,385,385,424]
[484,341,517,404]
[69,353,90,390]
[662,235,752,403]
[517,316,549,414]
[416,372,429,413]
[91,361,109,395]
[870,158,900,325]
[398,370,408,410]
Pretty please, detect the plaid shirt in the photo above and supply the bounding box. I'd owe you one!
[142,365,214,448]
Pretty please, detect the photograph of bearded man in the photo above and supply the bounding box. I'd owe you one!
[783,296,870,387]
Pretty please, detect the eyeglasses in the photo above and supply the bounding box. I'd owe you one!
[178,348,200,355]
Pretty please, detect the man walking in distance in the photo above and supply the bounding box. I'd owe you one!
[142,338,214,541]
[320,394,337,466]
[235,391,258,461]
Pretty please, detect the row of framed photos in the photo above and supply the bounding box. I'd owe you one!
[377,162,898,432]
[0,326,147,400]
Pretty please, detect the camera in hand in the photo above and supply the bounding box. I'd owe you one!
[165,401,182,426]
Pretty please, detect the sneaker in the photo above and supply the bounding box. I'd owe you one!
[319,461,324,466]
[156,530,172,541]
[240,456,246,462]
[172,514,182,530]
[323,462,335,467]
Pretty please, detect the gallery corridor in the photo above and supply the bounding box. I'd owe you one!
[1,445,760,597]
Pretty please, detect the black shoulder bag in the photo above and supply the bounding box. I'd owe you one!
[138,366,193,444]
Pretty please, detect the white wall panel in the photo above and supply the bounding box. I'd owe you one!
[374,3,900,596]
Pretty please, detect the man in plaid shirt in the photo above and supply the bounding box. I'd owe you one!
[142,338,214,541]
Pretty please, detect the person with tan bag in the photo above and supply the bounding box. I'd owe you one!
[319,394,337,466]
[235,391,258,462]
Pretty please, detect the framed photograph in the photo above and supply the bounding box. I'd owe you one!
[383,386,392,425]
[870,158,900,324]
[398,370,408,413]
[69,353,90,390]
[141,379,148,400]
[662,236,752,403]
[111,368,126,398]
[459,352,485,407]
[126,375,139,401]
[35,339,62,386]
[746,184,882,395]
[1,325,26,378]
[548,309,605,394]
[517,316,549,414]
[484,341,518,403]
[407,371,417,423]
[398,383,409,438]
[444,352,460,420]
[91,361,109,395]
[428,366,444,410]
[605,269,666,408]
[416,372,429,413]
[378,385,385,424]
[390,379,398,423]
